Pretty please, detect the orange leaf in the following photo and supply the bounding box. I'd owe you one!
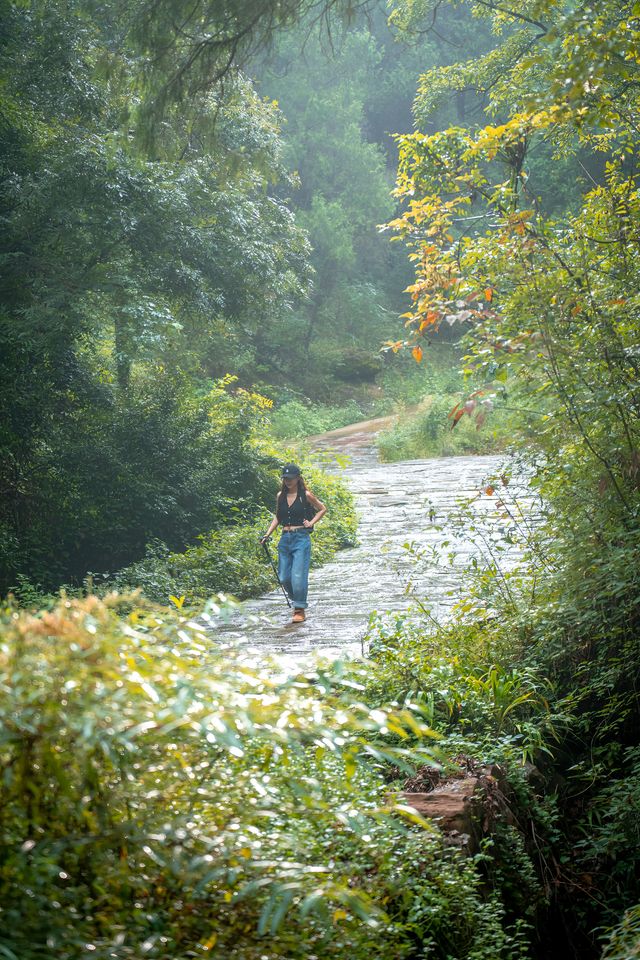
[484,288,493,302]
[484,485,495,496]
[412,345,423,363]
[450,408,465,428]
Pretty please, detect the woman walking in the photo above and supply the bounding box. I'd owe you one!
[260,464,327,623]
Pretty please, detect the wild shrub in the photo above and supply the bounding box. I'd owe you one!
[2,374,278,593]
[378,393,514,461]
[0,594,531,960]
[601,904,640,960]
[268,398,365,440]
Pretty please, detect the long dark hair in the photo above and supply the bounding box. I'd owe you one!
[278,475,309,500]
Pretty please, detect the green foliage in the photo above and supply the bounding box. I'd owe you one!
[0,0,313,593]
[601,904,640,960]
[373,341,517,459]
[254,18,413,400]
[119,0,366,143]
[358,487,640,947]
[379,342,465,405]
[364,613,559,754]
[384,3,640,942]
[573,746,640,904]
[386,1,640,526]
[356,607,566,946]
[2,375,281,591]
[0,593,533,960]
[268,399,366,439]
[386,846,532,960]
[113,525,274,605]
[378,393,514,460]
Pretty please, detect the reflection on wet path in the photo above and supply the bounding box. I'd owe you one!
[204,435,530,659]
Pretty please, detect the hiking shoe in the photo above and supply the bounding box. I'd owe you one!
[292,609,306,623]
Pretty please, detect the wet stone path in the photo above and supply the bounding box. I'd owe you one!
[204,429,530,660]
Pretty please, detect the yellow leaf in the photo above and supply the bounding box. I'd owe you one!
[169,595,185,610]
[333,909,348,922]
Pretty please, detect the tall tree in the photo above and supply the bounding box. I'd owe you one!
[0,0,310,588]
[387,0,640,526]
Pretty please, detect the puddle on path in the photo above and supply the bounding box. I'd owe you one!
[203,429,533,660]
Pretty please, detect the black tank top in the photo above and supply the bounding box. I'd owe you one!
[277,491,310,527]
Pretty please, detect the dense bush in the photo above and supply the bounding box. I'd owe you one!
[358,489,640,955]
[377,393,514,461]
[268,399,366,440]
[1,375,278,593]
[363,612,562,760]
[601,905,640,960]
[0,594,532,960]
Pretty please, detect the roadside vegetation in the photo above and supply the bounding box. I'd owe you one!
[374,0,640,954]
[375,342,514,460]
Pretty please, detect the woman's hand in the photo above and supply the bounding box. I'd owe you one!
[303,519,313,528]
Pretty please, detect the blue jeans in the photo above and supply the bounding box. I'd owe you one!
[278,530,311,609]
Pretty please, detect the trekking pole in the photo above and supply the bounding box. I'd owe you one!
[261,537,292,608]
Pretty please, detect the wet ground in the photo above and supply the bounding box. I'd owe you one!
[203,425,532,660]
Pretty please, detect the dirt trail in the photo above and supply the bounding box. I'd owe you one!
[305,401,431,451]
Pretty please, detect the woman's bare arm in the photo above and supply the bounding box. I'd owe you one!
[304,491,327,528]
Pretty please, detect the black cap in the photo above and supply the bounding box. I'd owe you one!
[281,463,301,478]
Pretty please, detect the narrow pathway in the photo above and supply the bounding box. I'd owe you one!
[206,422,528,659]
